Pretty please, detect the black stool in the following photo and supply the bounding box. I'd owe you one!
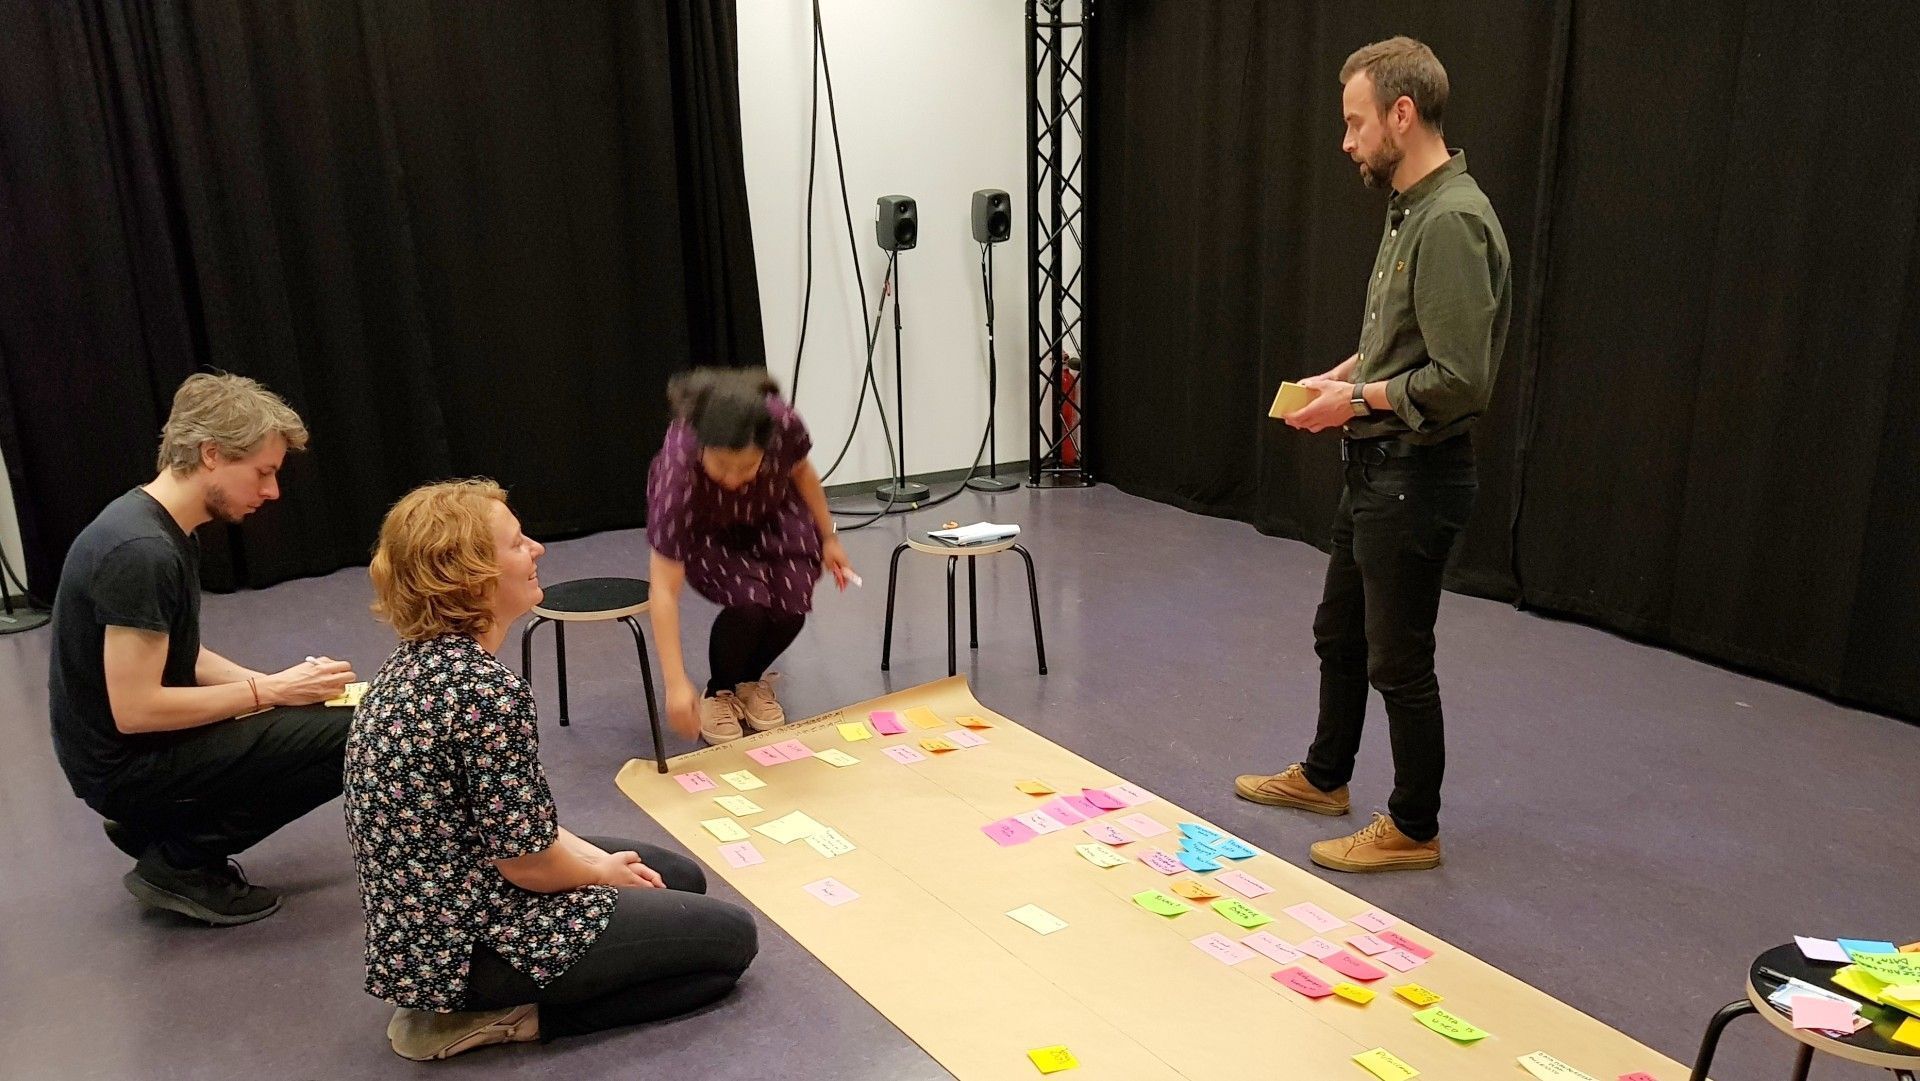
[882,531,1046,677]
[519,577,666,774]
[1690,943,1919,1081]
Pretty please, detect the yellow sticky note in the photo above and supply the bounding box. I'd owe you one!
[1413,1007,1488,1042]
[1832,964,1891,1003]
[1016,779,1057,795]
[1007,904,1069,935]
[920,737,958,753]
[713,795,761,817]
[804,827,857,858]
[1027,1045,1078,1074]
[903,706,945,729]
[1893,1016,1920,1049]
[753,811,829,844]
[813,748,860,767]
[1171,879,1222,901]
[700,818,749,842]
[1075,842,1129,868]
[837,722,873,742]
[719,770,766,791]
[1269,380,1316,419]
[1394,984,1443,1007]
[1352,1047,1418,1080]
[1517,1052,1599,1081]
[957,714,995,728]
[326,681,370,707]
[1334,983,1376,1004]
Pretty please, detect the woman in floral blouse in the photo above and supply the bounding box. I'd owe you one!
[345,479,757,1061]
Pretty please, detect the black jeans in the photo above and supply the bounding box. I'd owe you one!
[464,839,758,1039]
[85,705,350,870]
[1303,438,1476,843]
[705,606,805,696]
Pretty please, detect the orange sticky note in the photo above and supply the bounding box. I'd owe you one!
[920,737,958,753]
[903,706,944,729]
[1902,941,1920,954]
[957,714,995,728]
[1027,1045,1078,1073]
[1016,779,1057,795]
[1171,879,1222,901]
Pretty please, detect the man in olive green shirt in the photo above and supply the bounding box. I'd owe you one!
[1235,37,1511,872]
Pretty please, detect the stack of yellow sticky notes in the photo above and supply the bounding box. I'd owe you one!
[1829,947,1920,1049]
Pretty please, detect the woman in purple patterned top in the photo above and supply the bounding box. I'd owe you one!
[646,368,854,744]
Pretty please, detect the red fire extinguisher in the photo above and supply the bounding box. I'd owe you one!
[1059,353,1081,466]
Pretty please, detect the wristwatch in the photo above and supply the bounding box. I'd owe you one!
[1350,382,1371,417]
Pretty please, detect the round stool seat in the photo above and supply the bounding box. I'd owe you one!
[904,531,1017,558]
[531,577,651,622]
[1742,944,1920,1071]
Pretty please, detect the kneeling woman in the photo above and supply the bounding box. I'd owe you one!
[344,480,757,1061]
[646,368,855,743]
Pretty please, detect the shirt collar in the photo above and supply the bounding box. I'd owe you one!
[1390,149,1467,212]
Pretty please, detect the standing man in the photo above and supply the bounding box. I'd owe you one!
[1235,38,1510,872]
[49,372,356,923]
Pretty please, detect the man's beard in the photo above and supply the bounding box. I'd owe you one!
[1359,134,1403,190]
[205,485,245,524]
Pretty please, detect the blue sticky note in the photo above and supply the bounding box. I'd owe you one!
[1179,822,1225,844]
[1838,938,1900,960]
[1209,837,1258,860]
[1177,846,1222,872]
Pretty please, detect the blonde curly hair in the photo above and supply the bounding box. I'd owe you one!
[369,479,509,641]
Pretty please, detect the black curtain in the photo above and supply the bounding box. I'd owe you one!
[1089,0,1920,721]
[0,0,763,594]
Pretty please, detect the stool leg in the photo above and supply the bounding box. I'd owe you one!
[521,616,544,685]
[881,542,907,671]
[946,556,958,677]
[622,617,667,774]
[1687,1000,1755,1081]
[555,622,570,727]
[968,556,979,649]
[1893,1071,1917,1081]
[1789,1042,1812,1081]
[1014,544,1047,675]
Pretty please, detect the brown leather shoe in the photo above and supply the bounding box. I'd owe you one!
[1233,763,1350,816]
[388,1004,539,1060]
[1309,812,1441,873]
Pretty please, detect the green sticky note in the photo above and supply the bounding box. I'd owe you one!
[1132,890,1191,917]
[1211,898,1274,929]
[1855,952,1920,985]
[1413,1007,1489,1043]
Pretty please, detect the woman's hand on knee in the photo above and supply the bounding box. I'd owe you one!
[598,850,665,889]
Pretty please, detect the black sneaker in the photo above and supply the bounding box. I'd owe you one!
[122,857,281,926]
[101,819,152,860]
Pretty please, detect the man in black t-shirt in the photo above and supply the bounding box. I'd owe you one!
[50,373,357,925]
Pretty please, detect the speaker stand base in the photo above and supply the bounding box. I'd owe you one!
[875,482,930,506]
[0,607,51,635]
[965,475,1020,493]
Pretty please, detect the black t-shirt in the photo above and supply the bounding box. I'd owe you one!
[48,488,202,799]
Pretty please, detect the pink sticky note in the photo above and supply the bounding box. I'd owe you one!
[1082,788,1126,811]
[1083,823,1131,846]
[1273,966,1335,998]
[1214,870,1274,898]
[882,745,927,764]
[1139,849,1184,875]
[674,771,717,793]
[1015,810,1067,835]
[1243,932,1306,965]
[1283,902,1345,934]
[718,841,764,868]
[1296,936,1341,959]
[1348,934,1392,956]
[1323,950,1388,982]
[1618,1075,1661,1081]
[1795,936,1851,964]
[769,739,813,761]
[869,710,907,735]
[1379,931,1434,959]
[1039,798,1088,825]
[1791,995,1861,1033]
[982,818,1040,846]
[745,747,788,767]
[945,729,987,748]
[803,877,859,906]
[1352,908,1398,933]
[1192,933,1256,966]
[1062,794,1104,819]
[1106,783,1156,806]
[1116,813,1170,837]
[1377,948,1425,972]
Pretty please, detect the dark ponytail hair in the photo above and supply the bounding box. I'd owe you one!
[667,366,781,450]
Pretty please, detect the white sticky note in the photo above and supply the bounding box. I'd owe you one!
[1006,904,1069,935]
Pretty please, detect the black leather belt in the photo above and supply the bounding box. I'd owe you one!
[1339,435,1469,464]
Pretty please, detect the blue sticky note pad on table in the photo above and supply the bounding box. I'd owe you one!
[1177,846,1222,872]
[1179,822,1225,845]
[1838,938,1900,960]
[1209,837,1258,860]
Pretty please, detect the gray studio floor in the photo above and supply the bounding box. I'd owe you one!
[3,484,1914,1080]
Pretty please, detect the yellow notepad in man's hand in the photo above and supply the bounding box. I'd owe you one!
[1268,381,1316,419]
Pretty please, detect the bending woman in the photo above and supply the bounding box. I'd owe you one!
[646,368,855,744]
[344,479,757,1060]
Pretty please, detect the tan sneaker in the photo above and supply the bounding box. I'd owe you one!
[700,692,745,744]
[1233,763,1350,816]
[387,1004,539,1060]
[734,675,786,732]
[1309,812,1441,873]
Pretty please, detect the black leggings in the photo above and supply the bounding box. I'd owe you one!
[463,839,758,1039]
[705,606,805,696]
